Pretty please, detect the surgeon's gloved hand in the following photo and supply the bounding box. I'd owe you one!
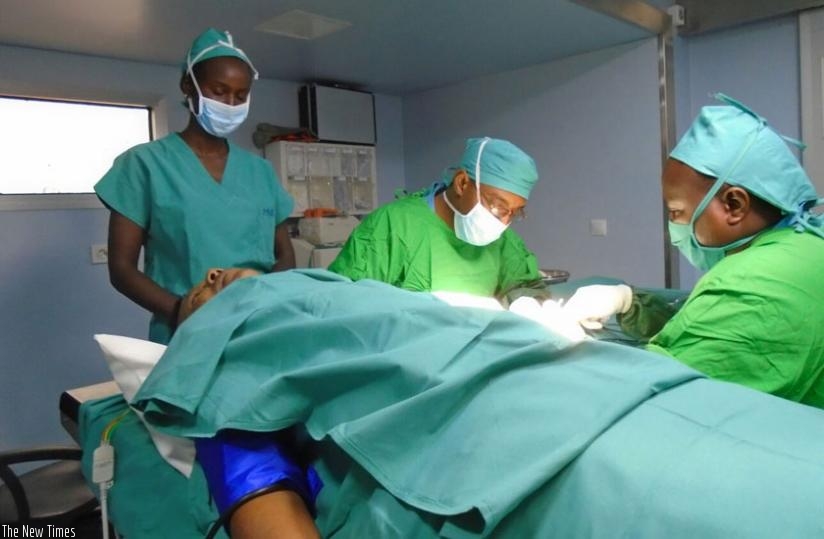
[195,430,323,522]
[562,284,633,330]
[509,297,588,342]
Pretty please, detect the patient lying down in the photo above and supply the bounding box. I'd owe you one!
[126,267,824,539]
[179,268,319,539]
[178,267,586,341]
[174,267,584,539]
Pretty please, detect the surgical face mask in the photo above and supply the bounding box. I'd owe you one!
[442,138,508,246]
[668,128,763,271]
[186,32,257,138]
[443,191,507,246]
[668,220,726,270]
[187,91,249,138]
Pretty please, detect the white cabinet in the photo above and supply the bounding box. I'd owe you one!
[265,141,378,217]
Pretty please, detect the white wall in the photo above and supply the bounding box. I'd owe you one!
[403,39,665,287]
[673,14,801,289]
[0,43,404,451]
[374,94,406,203]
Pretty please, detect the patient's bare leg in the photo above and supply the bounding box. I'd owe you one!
[229,488,320,539]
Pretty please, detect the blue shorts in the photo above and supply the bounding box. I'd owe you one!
[195,429,323,520]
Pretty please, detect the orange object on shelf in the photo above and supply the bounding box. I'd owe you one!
[303,208,340,218]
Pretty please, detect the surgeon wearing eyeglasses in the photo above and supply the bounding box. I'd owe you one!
[329,137,545,301]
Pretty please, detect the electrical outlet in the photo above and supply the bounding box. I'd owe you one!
[91,243,109,264]
[590,219,608,237]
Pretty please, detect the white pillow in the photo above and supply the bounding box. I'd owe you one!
[94,334,195,478]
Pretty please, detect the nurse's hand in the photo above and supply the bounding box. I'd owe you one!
[562,284,633,330]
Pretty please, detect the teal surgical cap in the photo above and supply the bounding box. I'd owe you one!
[184,28,258,79]
[457,137,539,199]
[671,93,819,216]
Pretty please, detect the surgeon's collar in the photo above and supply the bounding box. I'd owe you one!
[425,181,447,210]
[782,198,824,238]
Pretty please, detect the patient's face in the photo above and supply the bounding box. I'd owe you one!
[178,268,261,324]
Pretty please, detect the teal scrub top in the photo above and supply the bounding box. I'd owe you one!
[95,133,294,343]
[328,195,541,297]
[648,228,824,408]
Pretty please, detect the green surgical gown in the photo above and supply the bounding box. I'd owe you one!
[328,195,540,297]
[648,228,824,408]
[95,133,293,343]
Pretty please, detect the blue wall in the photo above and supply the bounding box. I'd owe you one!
[403,39,666,287]
[0,44,405,451]
[673,14,801,288]
[398,14,803,292]
[0,210,149,448]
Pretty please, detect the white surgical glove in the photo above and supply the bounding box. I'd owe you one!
[561,284,633,330]
[509,297,588,343]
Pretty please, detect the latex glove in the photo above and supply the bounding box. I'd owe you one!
[562,284,633,330]
[431,290,504,311]
[509,297,588,342]
[508,296,544,320]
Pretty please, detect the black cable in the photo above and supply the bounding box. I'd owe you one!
[203,484,301,539]
[204,511,229,539]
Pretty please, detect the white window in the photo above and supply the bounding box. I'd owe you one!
[0,96,151,209]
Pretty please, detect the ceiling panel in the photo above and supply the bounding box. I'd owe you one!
[0,0,665,95]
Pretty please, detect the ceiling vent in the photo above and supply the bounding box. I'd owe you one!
[255,9,352,40]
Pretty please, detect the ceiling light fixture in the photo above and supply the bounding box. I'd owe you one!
[255,9,352,40]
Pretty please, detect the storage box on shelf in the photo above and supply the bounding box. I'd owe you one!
[265,141,377,217]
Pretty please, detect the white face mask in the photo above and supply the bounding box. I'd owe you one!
[185,32,257,138]
[442,138,508,246]
[187,91,250,138]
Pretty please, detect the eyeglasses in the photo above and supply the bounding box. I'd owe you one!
[475,187,526,223]
[487,200,526,223]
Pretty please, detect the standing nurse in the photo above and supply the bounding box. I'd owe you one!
[96,28,295,343]
[329,137,545,300]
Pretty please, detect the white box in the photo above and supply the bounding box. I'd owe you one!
[290,237,315,268]
[311,247,342,269]
[298,216,360,246]
[299,84,376,145]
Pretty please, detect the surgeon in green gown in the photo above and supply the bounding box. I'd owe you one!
[563,94,824,408]
[329,137,544,300]
[95,28,295,344]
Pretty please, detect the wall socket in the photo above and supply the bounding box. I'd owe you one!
[590,219,608,237]
[91,243,108,264]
